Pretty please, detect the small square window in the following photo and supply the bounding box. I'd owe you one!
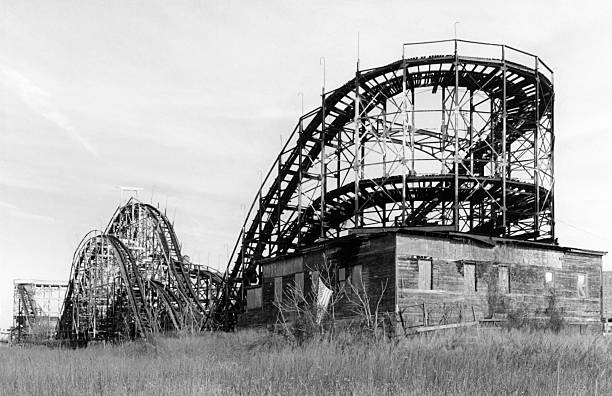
[352,265,363,293]
[577,274,587,298]
[338,267,346,289]
[498,266,510,294]
[246,287,262,310]
[464,263,476,292]
[545,271,554,284]
[311,271,319,293]
[418,259,433,290]
[294,272,304,297]
[274,276,283,304]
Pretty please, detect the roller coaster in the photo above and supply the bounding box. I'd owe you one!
[215,39,555,328]
[12,280,66,342]
[56,39,556,338]
[56,200,223,341]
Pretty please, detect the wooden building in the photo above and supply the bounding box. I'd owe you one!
[239,230,606,333]
[602,272,612,331]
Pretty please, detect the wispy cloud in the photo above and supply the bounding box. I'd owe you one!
[0,200,56,223]
[0,64,98,157]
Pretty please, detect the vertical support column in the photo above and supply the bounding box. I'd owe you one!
[336,113,341,237]
[410,87,416,174]
[382,100,388,227]
[409,87,416,212]
[469,90,474,175]
[257,172,263,257]
[195,263,201,299]
[320,90,327,239]
[240,223,245,302]
[469,89,474,231]
[354,70,361,227]
[91,257,96,339]
[441,87,447,173]
[490,98,494,177]
[501,45,508,236]
[360,139,365,182]
[401,57,408,225]
[453,39,460,231]
[550,72,555,241]
[534,57,540,236]
[297,118,303,246]
[382,100,388,179]
[277,153,282,253]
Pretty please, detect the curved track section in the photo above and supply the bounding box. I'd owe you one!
[56,231,152,341]
[57,200,224,341]
[105,200,209,321]
[216,40,555,327]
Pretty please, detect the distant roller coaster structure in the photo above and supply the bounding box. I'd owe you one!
[215,39,555,328]
[57,200,223,341]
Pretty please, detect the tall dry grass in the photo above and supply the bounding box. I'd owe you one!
[1,328,611,395]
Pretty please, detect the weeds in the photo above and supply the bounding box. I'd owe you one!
[503,291,566,333]
[1,329,611,395]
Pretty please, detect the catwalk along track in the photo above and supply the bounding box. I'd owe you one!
[215,39,555,328]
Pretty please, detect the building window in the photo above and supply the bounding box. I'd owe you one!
[464,263,476,292]
[246,287,262,310]
[294,272,304,297]
[498,266,510,294]
[274,276,283,304]
[311,271,319,293]
[545,271,554,289]
[351,265,363,293]
[577,274,588,298]
[418,259,433,290]
[338,267,346,289]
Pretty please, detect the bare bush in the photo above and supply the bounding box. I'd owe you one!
[274,254,392,344]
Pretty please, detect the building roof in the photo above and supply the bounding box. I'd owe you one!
[13,279,68,287]
[260,228,606,266]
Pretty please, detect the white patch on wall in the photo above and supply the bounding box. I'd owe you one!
[498,266,510,294]
[577,274,588,298]
[418,259,432,290]
[464,264,476,293]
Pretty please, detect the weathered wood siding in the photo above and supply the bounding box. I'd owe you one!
[239,231,604,331]
[302,233,396,321]
[396,234,603,330]
[239,233,396,328]
[603,272,612,320]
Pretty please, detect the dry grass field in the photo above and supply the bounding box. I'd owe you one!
[1,329,611,395]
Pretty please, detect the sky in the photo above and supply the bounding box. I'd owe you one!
[1,0,611,329]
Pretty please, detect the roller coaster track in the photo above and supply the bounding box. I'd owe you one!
[14,285,38,336]
[57,200,224,341]
[17,286,38,319]
[214,41,555,328]
[106,234,154,338]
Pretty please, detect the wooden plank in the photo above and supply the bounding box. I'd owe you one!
[414,321,479,333]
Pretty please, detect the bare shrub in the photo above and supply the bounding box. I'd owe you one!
[503,291,564,332]
[504,302,531,330]
[274,279,341,345]
[274,258,392,345]
[344,277,391,341]
[542,291,565,333]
